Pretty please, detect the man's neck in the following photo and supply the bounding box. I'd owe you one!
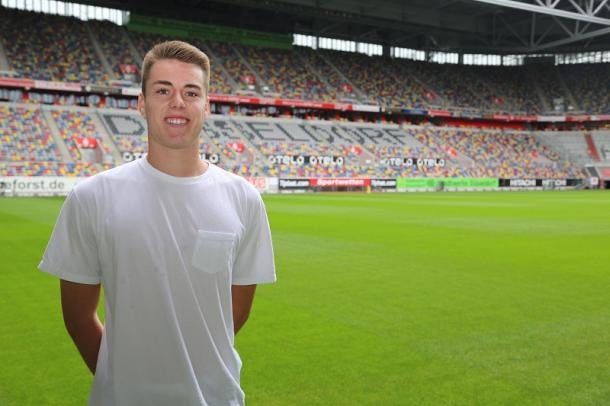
[146,147,208,177]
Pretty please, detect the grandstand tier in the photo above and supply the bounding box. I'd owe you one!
[1,7,609,116]
[1,101,595,179]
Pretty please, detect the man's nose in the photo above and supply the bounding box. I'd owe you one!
[170,92,186,108]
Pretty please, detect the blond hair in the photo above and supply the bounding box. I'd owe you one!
[141,40,210,96]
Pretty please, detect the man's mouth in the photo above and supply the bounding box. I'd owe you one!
[165,117,188,125]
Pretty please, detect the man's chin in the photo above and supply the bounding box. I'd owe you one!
[152,140,199,151]
[167,142,198,150]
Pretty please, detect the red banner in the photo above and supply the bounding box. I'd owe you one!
[227,142,245,153]
[119,64,138,75]
[428,109,452,117]
[208,94,355,111]
[515,115,537,121]
[0,78,34,88]
[565,115,592,122]
[245,177,267,190]
[241,75,256,85]
[310,178,371,187]
[78,137,98,149]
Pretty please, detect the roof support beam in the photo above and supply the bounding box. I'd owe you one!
[478,0,610,51]
[469,0,610,25]
[593,0,610,15]
[528,25,610,50]
[498,14,530,45]
[530,12,536,45]
[552,15,575,34]
[566,0,586,15]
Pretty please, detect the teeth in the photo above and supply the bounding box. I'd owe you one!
[166,118,187,125]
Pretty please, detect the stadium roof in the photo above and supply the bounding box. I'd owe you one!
[76,0,610,54]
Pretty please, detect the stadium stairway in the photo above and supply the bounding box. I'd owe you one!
[294,51,338,101]
[410,124,476,169]
[466,70,506,112]
[232,46,268,96]
[584,133,602,161]
[449,69,491,111]
[223,118,268,164]
[591,131,610,161]
[199,44,239,94]
[41,107,73,163]
[535,131,591,165]
[199,128,224,156]
[125,30,144,67]
[0,38,9,71]
[91,109,123,164]
[555,68,579,112]
[528,69,551,112]
[86,24,117,81]
[317,52,368,103]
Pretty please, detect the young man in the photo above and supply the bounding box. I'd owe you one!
[39,41,276,405]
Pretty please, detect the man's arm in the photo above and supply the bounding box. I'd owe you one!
[60,279,103,374]
[231,284,257,335]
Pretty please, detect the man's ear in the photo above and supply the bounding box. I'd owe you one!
[137,93,146,117]
[203,100,210,119]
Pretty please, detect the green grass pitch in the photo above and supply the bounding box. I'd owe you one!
[1,191,609,405]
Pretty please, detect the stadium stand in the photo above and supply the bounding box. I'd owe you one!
[235,45,330,101]
[97,109,217,163]
[0,104,61,162]
[591,131,610,161]
[198,41,249,95]
[531,67,572,113]
[98,109,148,157]
[0,97,591,179]
[189,40,236,95]
[413,126,579,178]
[89,20,140,81]
[408,63,488,111]
[296,48,362,103]
[322,50,408,107]
[1,8,608,118]
[0,8,109,83]
[0,8,605,182]
[535,131,595,166]
[469,66,542,114]
[560,64,610,114]
[49,108,113,161]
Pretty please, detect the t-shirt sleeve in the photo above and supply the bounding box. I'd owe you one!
[232,191,276,285]
[38,189,101,284]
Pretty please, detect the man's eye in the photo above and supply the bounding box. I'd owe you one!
[156,88,169,95]
[186,91,199,97]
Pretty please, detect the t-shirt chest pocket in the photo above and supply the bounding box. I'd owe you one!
[191,230,236,274]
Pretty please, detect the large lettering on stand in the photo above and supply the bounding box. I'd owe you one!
[122,151,220,164]
[268,155,344,166]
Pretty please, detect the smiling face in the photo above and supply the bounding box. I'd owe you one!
[138,58,208,153]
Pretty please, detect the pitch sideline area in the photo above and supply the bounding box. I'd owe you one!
[1,191,609,405]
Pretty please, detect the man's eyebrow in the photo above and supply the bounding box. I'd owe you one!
[151,80,173,87]
[185,83,203,90]
[151,81,202,91]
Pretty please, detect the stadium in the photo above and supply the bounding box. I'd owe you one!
[0,0,609,404]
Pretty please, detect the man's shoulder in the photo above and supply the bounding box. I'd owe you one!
[72,160,141,198]
[210,164,256,191]
[208,164,261,204]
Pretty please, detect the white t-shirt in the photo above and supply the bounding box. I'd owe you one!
[39,157,276,406]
